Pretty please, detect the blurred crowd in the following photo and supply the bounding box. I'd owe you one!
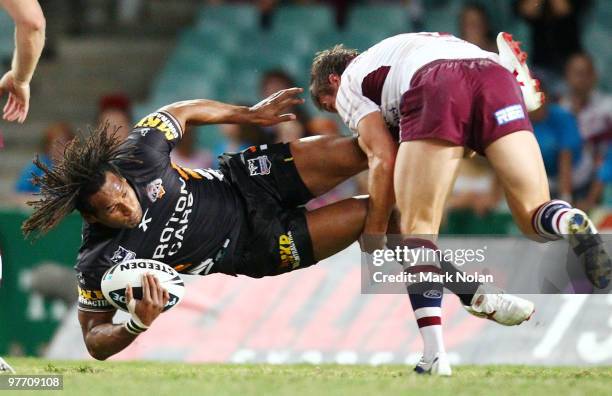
[11,0,612,231]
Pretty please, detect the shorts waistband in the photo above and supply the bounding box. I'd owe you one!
[410,57,499,86]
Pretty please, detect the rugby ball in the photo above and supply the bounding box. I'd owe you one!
[101,259,185,313]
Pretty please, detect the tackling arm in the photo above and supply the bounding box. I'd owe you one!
[160,88,305,132]
[357,112,398,249]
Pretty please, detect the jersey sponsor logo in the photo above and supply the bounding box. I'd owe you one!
[248,155,272,176]
[78,286,110,308]
[153,178,193,260]
[117,260,179,276]
[138,208,152,232]
[135,112,180,140]
[423,289,443,299]
[146,178,166,202]
[494,104,525,125]
[110,245,136,264]
[279,231,301,269]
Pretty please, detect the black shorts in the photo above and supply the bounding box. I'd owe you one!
[219,143,316,278]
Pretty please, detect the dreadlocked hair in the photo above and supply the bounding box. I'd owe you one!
[22,124,138,238]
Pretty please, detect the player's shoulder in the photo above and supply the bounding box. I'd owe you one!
[76,223,121,274]
[133,110,183,141]
[343,33,416,76]
[116,109,184,177]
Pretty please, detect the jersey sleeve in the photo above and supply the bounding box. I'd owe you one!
[75,228,117,313]
[117,110,185,180]
[130,110,184,156]
[76,269,114,312]
[336,75,381,133]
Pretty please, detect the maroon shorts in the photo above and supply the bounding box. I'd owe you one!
[399,58,533,154]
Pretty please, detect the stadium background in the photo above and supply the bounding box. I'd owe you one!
[1,0,612,366]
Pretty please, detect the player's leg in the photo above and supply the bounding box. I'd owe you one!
[393,138,463,375]
[392,59,538,375]
[484,131,550,236]
[394,139,464,236]
[485,131,612,288]
[289,135,367,197]
[305,196,368,260]
[304,196,403,261]
[231,137,365,210]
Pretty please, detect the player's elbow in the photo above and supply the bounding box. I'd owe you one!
[90,353,108,361]
[84,337,112,361]
[16,12,46,33]
[86,347,105,361]
[369,152,395,175]
[86,345,110,361]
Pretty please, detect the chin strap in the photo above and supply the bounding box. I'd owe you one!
[123,297,150,335]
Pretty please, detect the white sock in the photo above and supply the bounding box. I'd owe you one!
[414,307,445,361]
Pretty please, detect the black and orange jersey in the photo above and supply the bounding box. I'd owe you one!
[76,111,245,312]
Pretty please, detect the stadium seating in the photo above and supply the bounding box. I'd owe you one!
[194,4,259,35]
[272,5,334,36]
[591,0,612,26]
[422,0,462,36]
[347,5,413,37]
[583,22,612,90]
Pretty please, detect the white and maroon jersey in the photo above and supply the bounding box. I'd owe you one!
[335,33,499,135]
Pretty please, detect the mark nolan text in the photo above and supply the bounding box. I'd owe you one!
[372,271,494,283]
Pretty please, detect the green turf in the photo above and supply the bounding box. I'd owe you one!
[2,358,611,396]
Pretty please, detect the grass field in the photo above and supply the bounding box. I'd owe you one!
[2,358,611,396]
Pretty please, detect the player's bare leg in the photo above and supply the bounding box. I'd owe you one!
[394,139,464,236]
[392,138,463,376]
[304,195,410,262]
[290,135,367,197]
[305,196,368,260]
[484,131,550,236]
[393,138,538,375]
[485,131,612,289]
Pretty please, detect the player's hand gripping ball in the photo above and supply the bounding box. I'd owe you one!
[101,259,185,312]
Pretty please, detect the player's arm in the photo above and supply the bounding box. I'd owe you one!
[78,310,131,361]
[357,111,398,249]
[78,274,169,360]
[160,87,305,132]
[0,0,45,123]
